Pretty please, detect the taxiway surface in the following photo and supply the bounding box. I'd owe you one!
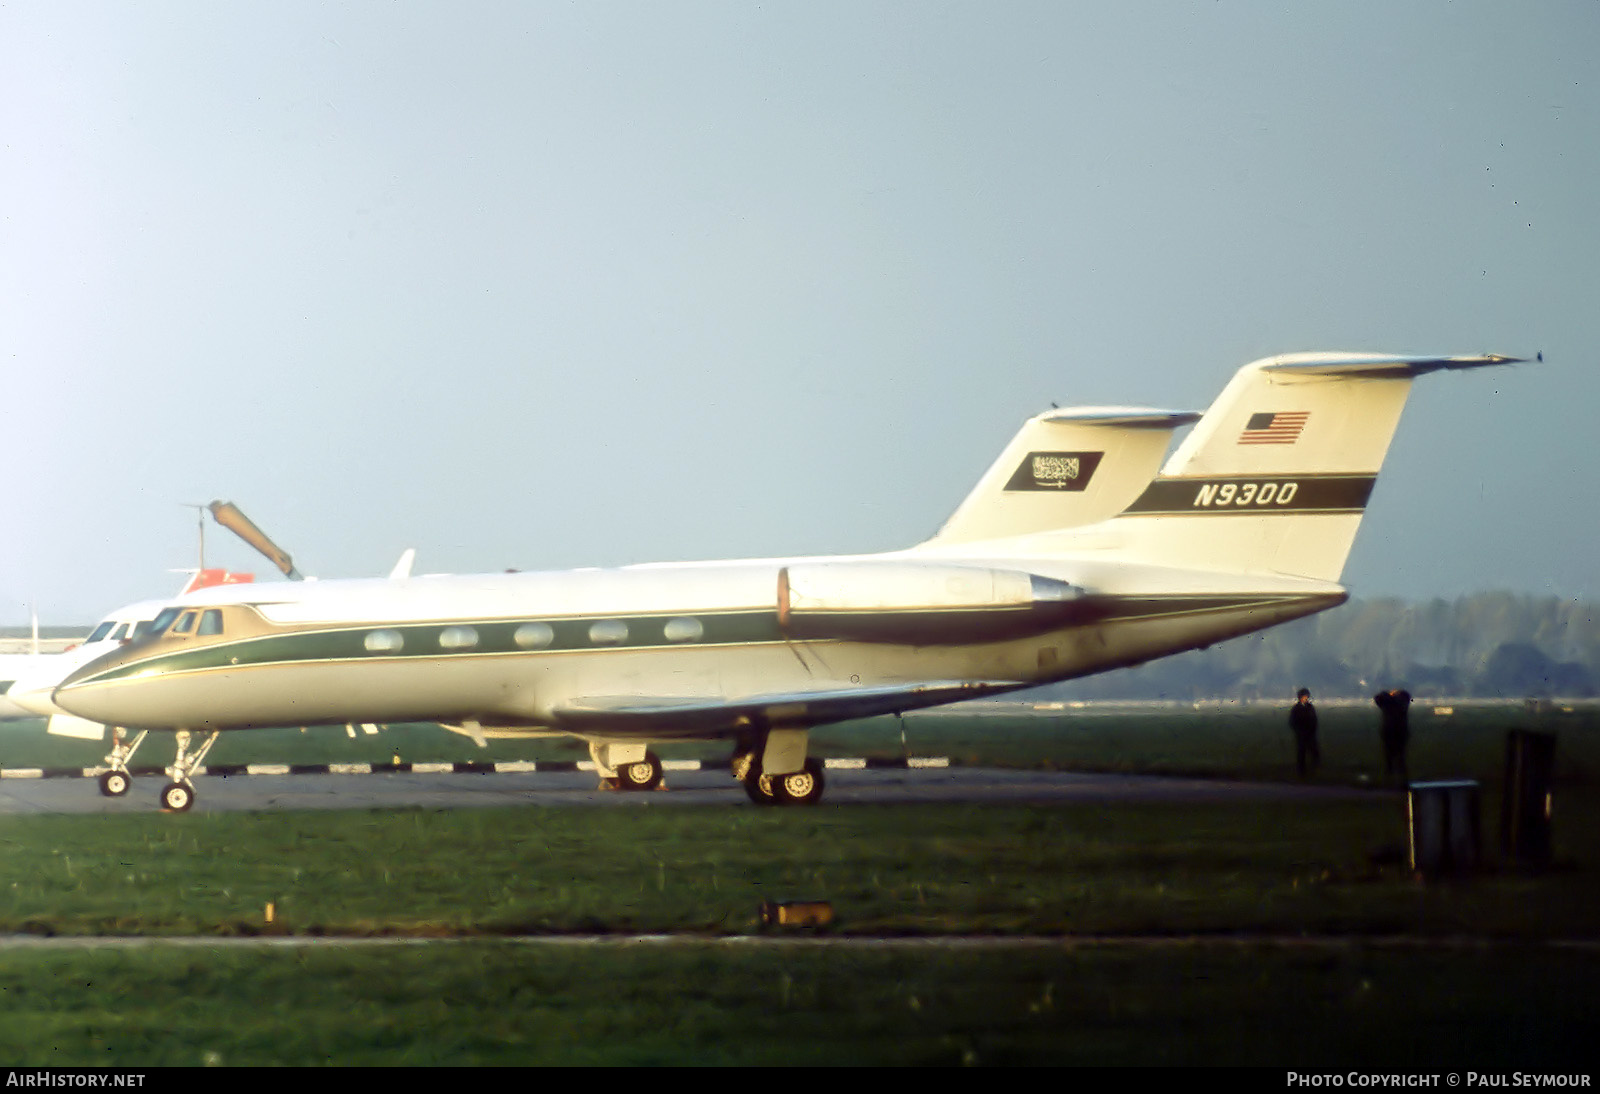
[0,766,1373,814]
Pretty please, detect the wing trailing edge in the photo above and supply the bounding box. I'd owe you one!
[552,679,1025,738]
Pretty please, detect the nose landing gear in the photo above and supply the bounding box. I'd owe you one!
[96,728,147,797]
[158,729,220,813]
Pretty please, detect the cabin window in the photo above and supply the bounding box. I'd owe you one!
[197,610,224,636]
[439,625,478,650]
[364,629,404,654]
[663,617,704,643]
[145,608,182,638]
[87,622,116,643]
[171,612,197,635]
[513,622,554,649]
[588,619,628,645]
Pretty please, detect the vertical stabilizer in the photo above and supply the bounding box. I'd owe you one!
[1103,353,1522,580]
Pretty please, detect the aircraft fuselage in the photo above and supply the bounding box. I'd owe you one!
[54,554,1344,736]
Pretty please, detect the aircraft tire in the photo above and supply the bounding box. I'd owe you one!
[160,782,195,813]
[772,758,826,806]
[619,752,664,792]
[740,761,779,806]
[98,771,131,798]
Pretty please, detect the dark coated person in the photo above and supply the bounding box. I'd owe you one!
[1373,687,1413,785]
[1288,687,1319,778]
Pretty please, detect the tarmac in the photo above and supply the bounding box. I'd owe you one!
[0,761,1375,815]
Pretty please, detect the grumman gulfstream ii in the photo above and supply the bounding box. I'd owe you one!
[54,352,1522,812]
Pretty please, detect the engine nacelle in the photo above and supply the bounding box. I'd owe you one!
[777,562,1092,644]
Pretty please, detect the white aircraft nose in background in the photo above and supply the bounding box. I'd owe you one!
[2,598,177,738]
[6,643,111,719]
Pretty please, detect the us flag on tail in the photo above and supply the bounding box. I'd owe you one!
[1238,411,1309,445]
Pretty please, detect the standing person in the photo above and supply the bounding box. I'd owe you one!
[1373,687,1413,785]
[1288,688,1319,779]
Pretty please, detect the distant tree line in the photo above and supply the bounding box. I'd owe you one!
[1050,593,1600,700]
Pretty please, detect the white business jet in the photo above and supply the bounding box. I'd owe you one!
[54,352,1523,812]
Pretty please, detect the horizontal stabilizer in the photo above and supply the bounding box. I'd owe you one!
[1258,353,1526,378]
[553,679,1024,737]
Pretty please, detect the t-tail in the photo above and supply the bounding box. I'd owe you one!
[1091,352,1523,581]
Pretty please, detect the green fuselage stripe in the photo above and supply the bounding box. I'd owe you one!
[74,593,1329,686]
[83,610,785,684]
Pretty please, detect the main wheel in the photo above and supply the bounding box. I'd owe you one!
[98,770,131,798]
[740,758,779,806]
[619,751,664,791]
[160,782,194,813]
[772,758,826,806]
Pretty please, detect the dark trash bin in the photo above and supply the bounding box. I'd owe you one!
[1407,780,1481,877]
[1502,729,1557,866]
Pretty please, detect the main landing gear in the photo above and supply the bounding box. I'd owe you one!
[588,742,665,793]
[732,752,825,807]
[616,751,664,792]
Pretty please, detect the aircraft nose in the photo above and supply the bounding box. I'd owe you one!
[10,642,128,719]
[51,649,138,724]
[52,676,116,724]
[5,664,68,717]
[7,682,63,717]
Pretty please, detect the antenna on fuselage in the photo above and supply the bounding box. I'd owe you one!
[208,501,304,581]
[181,503,207,571]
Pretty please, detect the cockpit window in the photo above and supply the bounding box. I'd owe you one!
[86,622,116,643]
[145,608,183,638]
[171,612,198,635]
[197,610,224,636]
[131,619,155,639]
[109,623,129,642]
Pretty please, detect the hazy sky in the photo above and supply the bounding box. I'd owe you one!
[3,2,1595,623]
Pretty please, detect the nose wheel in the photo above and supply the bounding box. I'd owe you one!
[97,770,131,798]
[160,782,194,813]
[158,729,220,813]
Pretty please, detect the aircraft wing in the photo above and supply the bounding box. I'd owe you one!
[551,679,1026,738]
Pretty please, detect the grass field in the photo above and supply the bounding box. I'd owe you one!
[0,703,1592,1065]
[2,941,1593,1066]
